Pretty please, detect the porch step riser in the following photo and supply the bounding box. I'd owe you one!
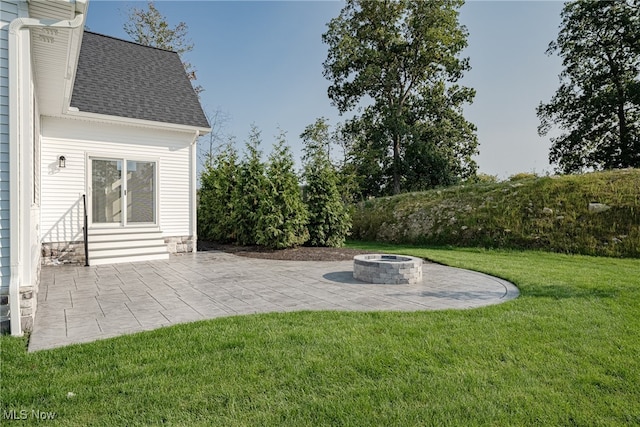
[89,227,161,236]
[89,239,166,249]
[89,233,164,243]
[89,253,170,266]
[89,246,168,258]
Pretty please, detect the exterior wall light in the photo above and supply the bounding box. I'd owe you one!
[58,155,66,168]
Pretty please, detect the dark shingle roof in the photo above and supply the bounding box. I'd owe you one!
[71,31,209,129]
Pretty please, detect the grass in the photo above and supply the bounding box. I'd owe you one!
[2,244,640,425]
[351,168,640,257]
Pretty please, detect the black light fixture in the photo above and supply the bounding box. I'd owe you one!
[58,155,66,168]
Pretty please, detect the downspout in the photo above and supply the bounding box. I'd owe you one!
[8,12,85,336]
[190,131,199,253]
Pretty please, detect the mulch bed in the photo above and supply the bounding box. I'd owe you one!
[197,241,377,261]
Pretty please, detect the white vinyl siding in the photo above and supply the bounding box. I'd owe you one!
[40,116,194,242]
[0,1,20,289]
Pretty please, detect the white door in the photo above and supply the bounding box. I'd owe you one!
[90,158,157,226]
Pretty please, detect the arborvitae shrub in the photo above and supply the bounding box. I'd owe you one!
[257,132,309,249]
[301,119,351,247]
[198,143,238,243]
[233,125,268,246]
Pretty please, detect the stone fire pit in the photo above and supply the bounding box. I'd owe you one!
[353,254,423,285]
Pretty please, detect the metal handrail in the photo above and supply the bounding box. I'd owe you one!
[83,194,89,267]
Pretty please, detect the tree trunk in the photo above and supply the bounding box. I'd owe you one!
[610,55,631,168]
[393,135,401,195]
[617,99,629,167]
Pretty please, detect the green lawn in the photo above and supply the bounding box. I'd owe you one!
[1,245,639,426]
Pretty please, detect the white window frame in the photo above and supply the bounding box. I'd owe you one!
[86,153,160,229]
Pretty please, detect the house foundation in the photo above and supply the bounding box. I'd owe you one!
[164,236,196,254]
[41,241,86,266]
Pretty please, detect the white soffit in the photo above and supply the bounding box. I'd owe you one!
[27,0,83,116]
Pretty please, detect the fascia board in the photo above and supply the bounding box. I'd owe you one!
[63,109,212,136]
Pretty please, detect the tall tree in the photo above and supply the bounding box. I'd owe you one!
[323,0,477,195]
[537,0,640,173]
[124,1,203,94]
[301,119,351,247]
[256,131,309,249]
[198,141,239,243]
[233,125,267,246]
[198,110,231,168]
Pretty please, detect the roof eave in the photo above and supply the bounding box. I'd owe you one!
[26,0,89,116]
[62,18,87,114]
[64,108,212,135]
[63,0,89,114]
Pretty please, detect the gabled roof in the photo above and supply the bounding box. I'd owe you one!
[70,31,209,130]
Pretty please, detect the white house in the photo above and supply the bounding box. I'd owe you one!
[1,0,210,336]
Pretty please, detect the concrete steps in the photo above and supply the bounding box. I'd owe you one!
[87,227,169,265]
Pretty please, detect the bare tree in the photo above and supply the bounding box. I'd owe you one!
[198,109,232,168]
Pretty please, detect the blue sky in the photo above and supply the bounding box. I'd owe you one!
[85,0,565,179]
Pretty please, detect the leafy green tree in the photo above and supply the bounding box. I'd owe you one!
[256,132,309,249]
[233,125,267,246]
[537,0,640,173]
[124,1,202,93]
[323,0,477,195]
[339,117,389,198]
[302,119,351,247]
[329,122,361,204]
[198,141,239,243]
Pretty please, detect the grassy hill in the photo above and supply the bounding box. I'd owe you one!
[351,168,640,258]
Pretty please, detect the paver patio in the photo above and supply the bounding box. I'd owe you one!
[28,251,519,352]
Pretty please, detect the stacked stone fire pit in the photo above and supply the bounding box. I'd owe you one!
[353,254,423,285]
